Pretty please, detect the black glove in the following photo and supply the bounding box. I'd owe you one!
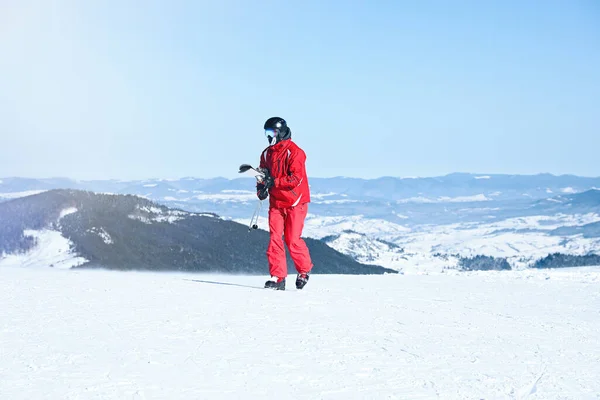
[256,182,268,200]
[261,169,274,189]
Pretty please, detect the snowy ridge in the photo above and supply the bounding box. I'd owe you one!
[0,190,47,199]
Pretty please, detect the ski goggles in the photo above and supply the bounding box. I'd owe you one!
[265,129,278,138]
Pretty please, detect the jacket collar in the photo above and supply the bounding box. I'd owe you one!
[269,138,292,152]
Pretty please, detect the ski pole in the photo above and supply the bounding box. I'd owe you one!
[239,163,266,231]
[248,199,263,231]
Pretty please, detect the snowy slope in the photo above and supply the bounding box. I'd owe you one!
[320,231,409,270]
[0,267,599,399]
[305,213,600,272]
[0,229,88,269]
[0,206,87,269]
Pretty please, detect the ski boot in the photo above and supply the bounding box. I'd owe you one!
[264,277,285,290]
[296,273,310,290]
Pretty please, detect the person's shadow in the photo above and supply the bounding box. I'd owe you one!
[184,279,265,290]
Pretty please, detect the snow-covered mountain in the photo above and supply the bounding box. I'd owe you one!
[2,175,599,272]
[0,190,393,275]
[229,191,600,273]
[307,212,600,273]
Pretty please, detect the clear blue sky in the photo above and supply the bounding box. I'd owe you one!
[1,0,598,180]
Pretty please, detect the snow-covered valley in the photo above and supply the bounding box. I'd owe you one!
[234,211,600,273]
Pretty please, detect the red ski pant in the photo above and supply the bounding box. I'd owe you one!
[267,203,313,278]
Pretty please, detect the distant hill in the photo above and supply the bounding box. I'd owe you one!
[2,173,600,203]
[0,190,395,275]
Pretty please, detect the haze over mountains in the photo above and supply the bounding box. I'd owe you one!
[2,172,599,223]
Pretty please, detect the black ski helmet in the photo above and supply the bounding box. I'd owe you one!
[264,116,291,145]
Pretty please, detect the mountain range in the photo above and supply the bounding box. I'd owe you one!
[1,173,599,272]
[2,173,599,223]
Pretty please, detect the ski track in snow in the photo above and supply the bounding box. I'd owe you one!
[1,268,599,399]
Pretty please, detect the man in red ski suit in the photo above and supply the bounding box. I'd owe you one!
[257,117,313,290]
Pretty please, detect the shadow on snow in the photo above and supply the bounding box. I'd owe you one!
[184,279,265,290]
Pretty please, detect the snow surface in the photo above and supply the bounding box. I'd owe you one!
[59,207,78,220]
[87,227,113,245]
[128,205,187,224]
[0,267,599,399]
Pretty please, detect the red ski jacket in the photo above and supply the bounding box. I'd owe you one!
[258,139,311,209]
